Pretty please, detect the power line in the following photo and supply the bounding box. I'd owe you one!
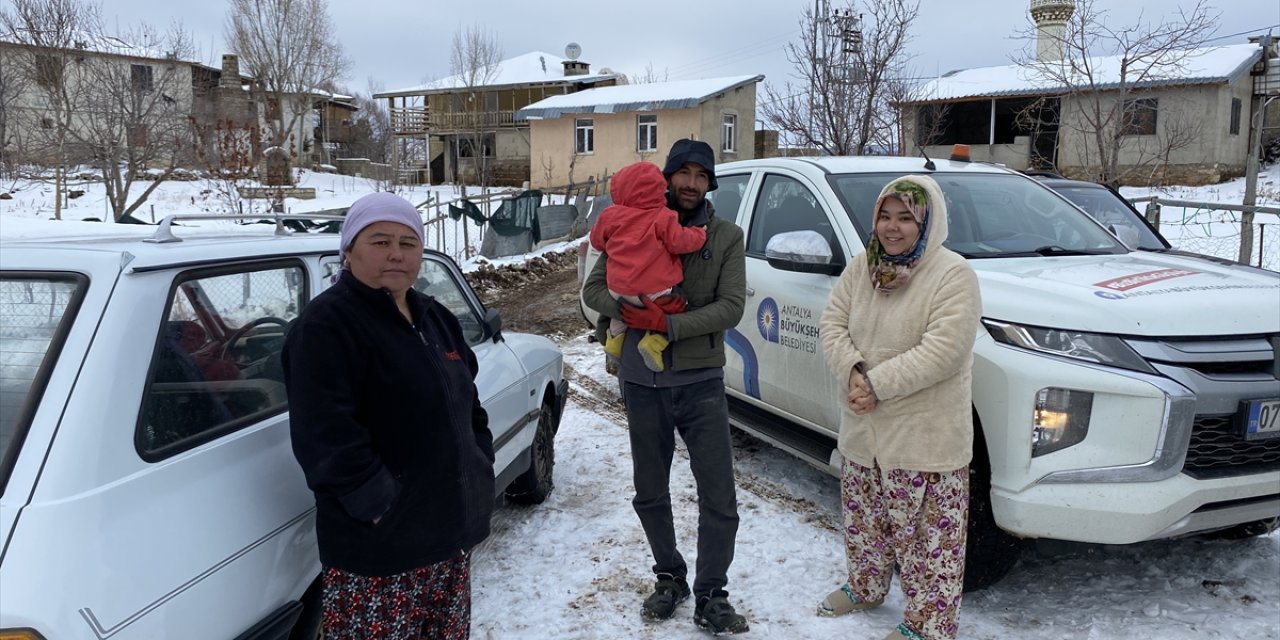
[662,31,800,80]
[1201,24,1280,43]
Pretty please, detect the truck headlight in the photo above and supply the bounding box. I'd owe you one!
[1033,387,1093,457]
[982,319,1156,374]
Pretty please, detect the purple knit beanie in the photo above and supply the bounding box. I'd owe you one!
[339,192,424,261]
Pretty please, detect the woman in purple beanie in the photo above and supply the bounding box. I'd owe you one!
[283,191,495,639]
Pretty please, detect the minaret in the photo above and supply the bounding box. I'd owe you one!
[1030,0,1075,61]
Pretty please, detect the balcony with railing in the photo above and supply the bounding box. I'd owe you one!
[389,107,519,136]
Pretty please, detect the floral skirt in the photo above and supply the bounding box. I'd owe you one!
[321,553,471,640]
[840,458,968,640]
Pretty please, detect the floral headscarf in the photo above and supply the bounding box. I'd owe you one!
[867,179,931,294]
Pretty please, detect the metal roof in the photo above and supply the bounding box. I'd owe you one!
[515,75,763,120]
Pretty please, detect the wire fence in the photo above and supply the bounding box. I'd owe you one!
[1131,197,1280,271]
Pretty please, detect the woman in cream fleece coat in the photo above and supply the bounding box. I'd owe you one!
[816,174,981,640]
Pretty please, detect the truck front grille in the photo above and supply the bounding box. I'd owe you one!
[1183,414,1280,479]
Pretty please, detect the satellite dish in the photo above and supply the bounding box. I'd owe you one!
[565,42,581,60]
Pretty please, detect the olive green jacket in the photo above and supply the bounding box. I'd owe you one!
[584,204,746,371]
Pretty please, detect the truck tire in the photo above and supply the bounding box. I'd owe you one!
[505,401,556,505]
[963,421,1023,592]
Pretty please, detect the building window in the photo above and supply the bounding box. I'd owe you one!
[575,118,594,154]
[131,64,154,93]
[722,113,737,152]
[457,133,495,158]
[35,55,61,89]
[636,114,658,152]
[1229,97,1242,136]
[1120,98,1158,136]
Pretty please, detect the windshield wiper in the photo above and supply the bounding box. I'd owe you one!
[1030,245,1112,256]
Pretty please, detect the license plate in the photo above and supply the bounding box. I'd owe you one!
[1241,398,1280,441]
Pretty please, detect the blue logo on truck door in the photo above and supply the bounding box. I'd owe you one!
[757,297,780,343]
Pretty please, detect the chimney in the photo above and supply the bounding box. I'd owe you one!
[219,54,241,89]
[562,59,590,76]
[1030,0,1075,61]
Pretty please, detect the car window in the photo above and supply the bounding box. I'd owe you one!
[322,257,486,345]
[828,172,1126,257]
[747,174,842,258]
[1049,184,1167,250]
[0,274,85,493]
[706,174,749,224]
[415,258,485,345]
[137,263,306,460]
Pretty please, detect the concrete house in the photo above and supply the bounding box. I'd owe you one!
[0,36,221,166]
[375,51,622,186]
[899,0,1277,185]
[517,74,764,190]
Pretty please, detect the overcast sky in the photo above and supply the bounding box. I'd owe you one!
[102,0,1277,100]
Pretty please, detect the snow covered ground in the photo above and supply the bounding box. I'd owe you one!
[1,162,1277,270]
[2,166,1278,638]
[469,336,1280,640]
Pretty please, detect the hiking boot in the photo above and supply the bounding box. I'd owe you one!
[817,583,883,617]
[603,332,625,359]
[637,331,669,372]
[641,573,690,621]
[694,590,749,635]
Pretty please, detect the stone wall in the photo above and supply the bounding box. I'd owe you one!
[1060,162,1246,187]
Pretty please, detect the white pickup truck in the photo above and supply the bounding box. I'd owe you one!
[581,155,1280,590]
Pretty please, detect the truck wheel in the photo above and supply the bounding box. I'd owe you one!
[505,401,556,505]
[963,426,1023,592]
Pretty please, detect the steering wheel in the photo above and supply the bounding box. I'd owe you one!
[220,316,290,360]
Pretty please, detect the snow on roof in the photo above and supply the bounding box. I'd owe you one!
[909,43,1263,103]
[0,27,190,64]
[515,75,764,120]
[380,51,620,96]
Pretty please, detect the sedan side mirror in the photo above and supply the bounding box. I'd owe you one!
[482,308,504,343]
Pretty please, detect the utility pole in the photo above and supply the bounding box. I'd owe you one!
[1240,33,1275,265]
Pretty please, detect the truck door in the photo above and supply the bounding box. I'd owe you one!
[730,172,850,436]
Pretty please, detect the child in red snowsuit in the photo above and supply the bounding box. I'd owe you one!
[590,161,707,372]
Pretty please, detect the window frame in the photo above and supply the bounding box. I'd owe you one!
[131,63,154,93]
[722,113,738,153]
[0,271,88,496]
[1229,97,1242,136]
[575,118,595,155]
[637,114,658,153]
[1120,97,1158,136]
[135,259,309,462]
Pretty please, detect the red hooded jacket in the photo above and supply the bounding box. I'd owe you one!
[590,162,707,296]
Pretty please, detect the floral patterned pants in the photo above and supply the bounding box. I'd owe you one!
[321,553,471,640]
[840,458,968,640]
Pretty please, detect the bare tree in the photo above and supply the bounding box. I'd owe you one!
[1,0,98,219]
[631,61,668,84]
[346,78,392,164]
[225,0,350,171]
[1013,0,1218,187]
[448,23,502,188]
[0,42,31,177]
[191,115,261,214]
[761,0,917,156]
[65,21,197,221]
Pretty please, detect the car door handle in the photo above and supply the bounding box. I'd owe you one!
[745,285,755,297]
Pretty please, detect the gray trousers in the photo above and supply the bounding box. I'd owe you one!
[622,378,740,596]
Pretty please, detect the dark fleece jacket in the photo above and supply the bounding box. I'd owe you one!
[284,269,494,576]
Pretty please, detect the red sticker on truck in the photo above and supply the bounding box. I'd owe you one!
[1093,268,1198,291]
